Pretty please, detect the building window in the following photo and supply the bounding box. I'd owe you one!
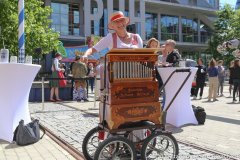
[161,14,179,41]
[200,21,212,43]
[51,2,80,36]
[145,13,158,40]
[91,8,107,37]
[70,4,80,36]
[182,18,198,43]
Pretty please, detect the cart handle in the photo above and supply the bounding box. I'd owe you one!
[175,68,191,72]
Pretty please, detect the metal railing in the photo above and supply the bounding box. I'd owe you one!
[40,76,98,111]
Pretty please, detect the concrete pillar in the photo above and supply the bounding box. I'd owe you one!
[158,13,161,41]
[107,0,113,22]
[129,0,145,40]
[84,0,103,36]
[179,16,182,42]
[119,0,125,13]
[79,0,84,36]
[198,18,200,43]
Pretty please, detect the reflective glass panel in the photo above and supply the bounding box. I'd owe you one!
[145,13,158,40]
[161,14,179,41]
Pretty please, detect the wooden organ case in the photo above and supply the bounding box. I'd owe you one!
[99,49,161,130]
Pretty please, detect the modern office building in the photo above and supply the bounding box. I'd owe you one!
[44,0,219,61]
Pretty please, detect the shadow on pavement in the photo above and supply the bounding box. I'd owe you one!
[82,113,98,117]
[0,140,9,144]
[226,102,240,104]
[165,124,184,134]
[4,143,20,149]
[206,115,240,125]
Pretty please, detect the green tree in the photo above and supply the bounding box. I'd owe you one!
[207,4,239,65]
[0,0,59,58]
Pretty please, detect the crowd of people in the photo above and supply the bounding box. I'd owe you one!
[49,11,240,103]
[193,58,240,102]
[49,53,102,102]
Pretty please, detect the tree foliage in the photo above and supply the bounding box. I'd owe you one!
[207,4,240,65]
[0,0,59,57]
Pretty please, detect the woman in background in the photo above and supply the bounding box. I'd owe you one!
[49,53,64,102]
[231,59,240,102]
[87,63,96,93]
[217,60,225,96]
[207,58,218,102]
[228,60,234,97]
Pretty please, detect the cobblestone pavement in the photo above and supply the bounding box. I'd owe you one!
[29,90,240,160]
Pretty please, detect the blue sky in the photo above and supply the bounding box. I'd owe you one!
[220,0,237,7]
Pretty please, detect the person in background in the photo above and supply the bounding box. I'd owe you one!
[228,60,234,97]
[87,63,96,93]
[146,38,163,91]
[193,58,207,100]
[95,58,104,101]
[49,53,64,102]
[217,60,225,96]
[207,58,219,102]
[158,44,168,66]
[146,38,159,48]
[60,63,67,77]
[231,59,240,102]
[72,55,88,101]
[165,39,180,67]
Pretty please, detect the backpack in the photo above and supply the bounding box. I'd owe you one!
[13,119,45,146]
[192,105,206,125]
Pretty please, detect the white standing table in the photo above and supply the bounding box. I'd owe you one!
[0,63,41,142]
[157,67,198,127]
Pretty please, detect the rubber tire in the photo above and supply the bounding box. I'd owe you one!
[82,126,103,160]
[94,136,137,160]
[141,132,179,160]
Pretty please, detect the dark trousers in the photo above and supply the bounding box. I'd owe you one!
[195,86,204,97]
[233,80,240,100]
[195,82,205,97]
[88,77,95,92]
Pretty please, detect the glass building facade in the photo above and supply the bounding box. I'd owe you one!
[47,0,217,62]
[51,2,80,36]
[161,15,179,41]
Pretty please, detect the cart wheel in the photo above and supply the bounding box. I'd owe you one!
[141,132,179,160]
[82,126,104,160]
[94,136,137,160]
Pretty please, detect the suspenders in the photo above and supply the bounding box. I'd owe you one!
[112,32,138,48]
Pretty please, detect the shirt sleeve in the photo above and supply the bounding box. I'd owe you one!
[54,58,61,71]
[93,33,113,52]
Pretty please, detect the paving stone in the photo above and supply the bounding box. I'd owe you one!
[28,102,232,160]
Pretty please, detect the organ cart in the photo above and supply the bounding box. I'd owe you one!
[82,48,192,160]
